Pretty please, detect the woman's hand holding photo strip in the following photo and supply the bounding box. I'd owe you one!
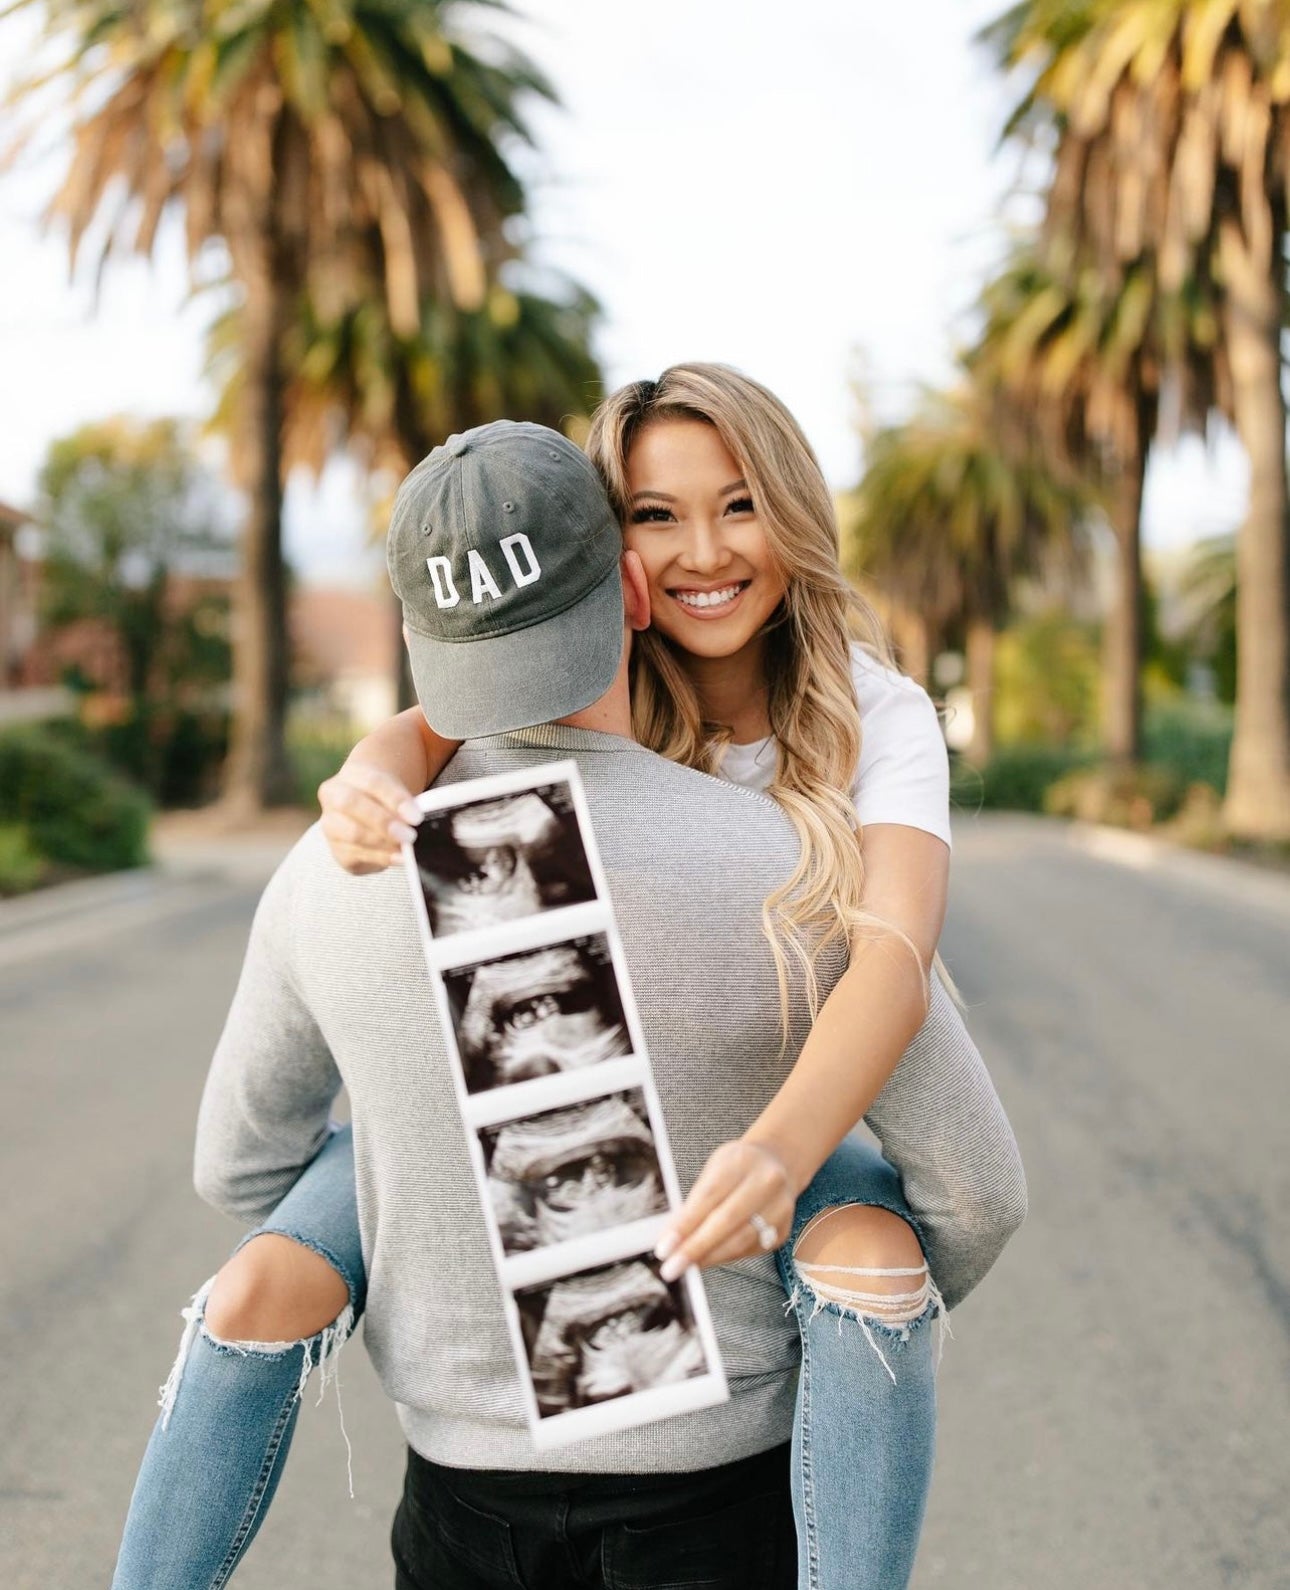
[402,762,728,1449]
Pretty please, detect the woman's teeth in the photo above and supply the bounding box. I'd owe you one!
[674,583,744,610]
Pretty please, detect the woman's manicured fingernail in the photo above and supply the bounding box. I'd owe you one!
[659,1253,686,1283]
[389,822,417,844]
[654,1230,677,1261]
[398,801,423,825]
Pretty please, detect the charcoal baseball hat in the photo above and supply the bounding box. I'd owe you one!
[387,421,624,739]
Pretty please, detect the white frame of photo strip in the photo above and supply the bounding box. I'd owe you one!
[402,759,729,1450]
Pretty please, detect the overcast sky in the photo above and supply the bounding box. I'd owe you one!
[0,0,1248,585]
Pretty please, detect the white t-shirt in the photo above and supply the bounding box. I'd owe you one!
[716,645,952,848]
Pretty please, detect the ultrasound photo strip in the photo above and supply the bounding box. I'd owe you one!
[402,760,729,1449]
[509,1254,715,1448]
[480,1089,667,1261]
[406,767,609,971]
[476,1086,676,1295]
[441,932,633,1098]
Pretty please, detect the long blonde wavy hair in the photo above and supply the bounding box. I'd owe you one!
[587,362,926,1028]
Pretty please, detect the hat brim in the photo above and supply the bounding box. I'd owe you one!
[404,558,625,740]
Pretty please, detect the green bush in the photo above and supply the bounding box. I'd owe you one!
[954,744,1093,814]
[953,698,1235,820]
[286,722,360,809]
[0,727,151,874]
[993,613,1101,747]
[0,824,47,896]
[1142,700,1233,795]
[44,700,231,808]
[156,709,230,807]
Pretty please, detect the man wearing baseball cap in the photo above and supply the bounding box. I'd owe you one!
[188,422,1007,1588]
[386,421,630,737]
[195,419,810,1587]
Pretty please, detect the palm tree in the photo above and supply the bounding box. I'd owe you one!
[240,277,603,478]
[7,0,553,810]
[982,0,1290,838]
[968,242,1223,764]
[846,382,1089,766]
[208,264,602,706]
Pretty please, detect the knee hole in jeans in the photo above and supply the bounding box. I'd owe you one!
[793,1204,929,1321]
[205,1233,351,1345]
[790,1205,950,1378]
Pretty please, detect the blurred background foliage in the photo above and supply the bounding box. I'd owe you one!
[33,417,234,805]
[0,726,151,893]
[3,0,1290,892]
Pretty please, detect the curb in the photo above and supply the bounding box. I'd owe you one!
[0,838,301,939]
[0,865,180,940]
[1062,818,1290,919]
[953,809,1290,922]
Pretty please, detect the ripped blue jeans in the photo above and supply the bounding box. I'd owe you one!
[777,1136,943,1590]
[112,1131,941,1590]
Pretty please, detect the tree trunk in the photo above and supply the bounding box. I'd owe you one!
[1218,218,1290,840]
[965,616,995,767]
[894,608,935,688]
[1101,453,1146,765]
[391,409,428,714]
[222,265,295,815]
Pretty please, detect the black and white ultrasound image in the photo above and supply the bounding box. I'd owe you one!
[480,1090,667,1254]
[443,934,632,1094]
[414,784,596,937]
[515,1256,707,1418]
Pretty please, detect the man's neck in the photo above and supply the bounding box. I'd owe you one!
[556,665,635,738]
[553,680,636,740]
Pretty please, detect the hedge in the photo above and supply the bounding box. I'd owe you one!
[0,726,151,878]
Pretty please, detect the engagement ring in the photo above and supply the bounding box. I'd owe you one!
[748,1212,778,1251]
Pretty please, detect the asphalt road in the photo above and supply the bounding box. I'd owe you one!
[3,815,1288,1589]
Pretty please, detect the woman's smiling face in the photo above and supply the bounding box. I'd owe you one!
[622,418,788,661]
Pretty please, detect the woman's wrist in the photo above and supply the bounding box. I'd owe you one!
[738,1127,816,1201]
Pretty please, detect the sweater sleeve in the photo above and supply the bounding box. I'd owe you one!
[193,856,343,1226]
[863,975,1028,1311]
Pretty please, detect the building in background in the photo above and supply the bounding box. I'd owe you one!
[291,585,400,731]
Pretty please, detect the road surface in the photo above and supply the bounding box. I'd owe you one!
[3,814,1287,1588]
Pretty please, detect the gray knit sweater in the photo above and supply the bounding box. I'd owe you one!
[195,725,1026,1473]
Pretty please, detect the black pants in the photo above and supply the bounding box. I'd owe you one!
[391,1441,796,1590]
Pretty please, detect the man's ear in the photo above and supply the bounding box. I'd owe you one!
[621,550,651,632]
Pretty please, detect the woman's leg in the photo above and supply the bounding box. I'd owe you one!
[775,1135,943,1590]
[112,1125,366,1590]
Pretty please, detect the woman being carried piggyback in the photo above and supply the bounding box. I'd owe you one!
[112,364,1026,1590]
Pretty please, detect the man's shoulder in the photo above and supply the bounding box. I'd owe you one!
[573,746,801,875]
[448,735,787,822]
[263,821,407,924]
[268,820,333,889]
